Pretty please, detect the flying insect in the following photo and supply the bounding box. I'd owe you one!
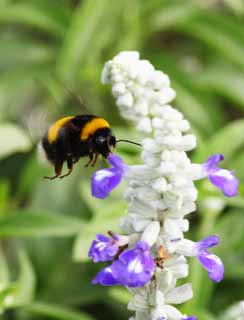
[41,114,140,180]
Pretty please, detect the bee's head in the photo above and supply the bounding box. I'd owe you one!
[93,128,116,158]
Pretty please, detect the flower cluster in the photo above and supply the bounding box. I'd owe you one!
[88,52,239,320]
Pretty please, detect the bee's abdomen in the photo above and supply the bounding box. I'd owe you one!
[47,116,74,144]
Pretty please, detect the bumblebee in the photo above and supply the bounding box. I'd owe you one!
[41,115,117,179]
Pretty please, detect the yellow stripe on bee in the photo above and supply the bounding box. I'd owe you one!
[48,116,74,143]
[81,118,110,140]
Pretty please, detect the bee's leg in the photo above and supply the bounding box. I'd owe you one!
[91,153,99,167]
[59,157,73,179]
[84,153,94,167]
[44,162,63,180]
[73,157,80,164]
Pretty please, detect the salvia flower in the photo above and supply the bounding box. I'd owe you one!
[92,266,118,286]
[175,235,224,282]
[92,241,155,288]
[112,241,155,288]
[88,233,121,262]
[203,154,239,197]
[91,153,127,199]
[87,52,239,320]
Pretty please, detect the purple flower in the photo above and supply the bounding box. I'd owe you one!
[92,241,155,288]
[197,235,224,282]
[203,154,239,197]
[88,233,120,262]
[182,317,198,320]
[92,266,118,286]
[111,241,155,288]
[91,153,127,199]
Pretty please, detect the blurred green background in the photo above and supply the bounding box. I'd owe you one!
[0,0,244,319]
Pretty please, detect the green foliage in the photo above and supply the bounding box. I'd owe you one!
[1,0,244,319]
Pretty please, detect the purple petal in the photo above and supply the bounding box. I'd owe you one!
[91,167,122,199]
[182,317,198,320]
[208,169,239,197]
[108,153,126,171]
[111,241,155,288]
[203,154,239,197]
[198,235,219,251]
[204,154,224,171]
[92,266,118,286]
[198,251,224,282]
[96,234,110,242]
[88,233,119,262]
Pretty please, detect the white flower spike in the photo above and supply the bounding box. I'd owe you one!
[89,51,238,319]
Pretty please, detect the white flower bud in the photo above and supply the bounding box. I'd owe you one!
[141,221,160,247]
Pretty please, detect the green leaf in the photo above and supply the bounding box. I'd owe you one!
[23,302,94,320]
[233,150,244,181]
[214,210,244,278]
[176,12,244,71]
[194,119,244,162]
[0,246,10,285]
[13,250,36,306]
[0,124,32,160]
[0,249,35,311]
[148,0,198,32]
[57,0,110,81]
[0,210,83,237]
[197,63,244,110]
[73,181,126,261]
[116,0,141,51]
[73,199,126,262]
[108,287,130,305]
[0,34,54,70]
[0,3,66,37]
[0,180,10,217]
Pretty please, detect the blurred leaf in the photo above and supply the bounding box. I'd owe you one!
[214,210,244,278]
[0,283,17,312]
[116,0,141,51]
[148,0,198,32]
[57,0,110,81]
[0,180,10,217]
[0,34,54,70]
[23,302,94,320]
[175,12,244,71]
[0,246,10,285]
[181,306,217,320]
[224,0,244,15]
[0,124,32,160]
[73,181,126,261]
[0,249,35,312]
[73,200,126,262]
[108,287,130,305]
[0,210,83,237]
[197,63,244,110]
[194,119,244,161]
[13,250,36,306]
[0,3,66,37]
[17,153,49,202]
[233,150,244,181]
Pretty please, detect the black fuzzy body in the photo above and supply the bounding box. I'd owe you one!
[41,114,116,179]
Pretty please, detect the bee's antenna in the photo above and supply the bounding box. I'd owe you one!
[116,139,142,147]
